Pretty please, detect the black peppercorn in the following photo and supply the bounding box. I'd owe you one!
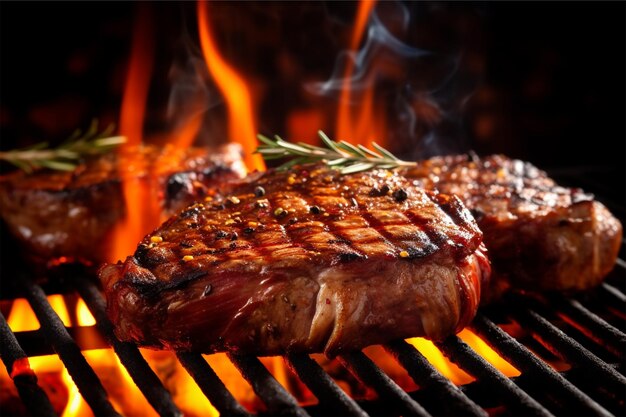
[393,188,408,202]
[254,186,266,197]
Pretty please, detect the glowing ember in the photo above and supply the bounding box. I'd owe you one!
[8,358,35,379]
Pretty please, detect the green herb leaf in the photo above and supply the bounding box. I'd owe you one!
[255,130,416,174]
[0,119,127,173]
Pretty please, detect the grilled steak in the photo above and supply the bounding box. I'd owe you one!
[100,165,490,356]
[0,143,245,266]
[402,154,623,301]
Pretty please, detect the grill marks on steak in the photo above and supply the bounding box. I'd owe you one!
[402,154,623,300]
[101,165,490,356]
[0,143,245,266]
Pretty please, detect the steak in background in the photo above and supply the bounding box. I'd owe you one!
[402,154,623,302]
[100,164,490,356]
[0,143,245,267]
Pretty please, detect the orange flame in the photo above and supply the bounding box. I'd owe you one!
[119,3,154,147]
[61,368,86,417]
[7,295,71,332]
[458,329,520,377]
[287,109,326,145]
[197,0,265,172]
[1,3,533,413]
[354,85,386,147]
[4,295,529,414]
[169,111,204,150]
[336,0,381,146]
[7,298,40,331]
[6,298,81,416]
[405,330,521,386]
[108,3,160,263]
[108,149,162,262]
[407,337,474,385]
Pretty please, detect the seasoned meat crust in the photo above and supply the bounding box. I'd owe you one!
[402,154,623,300]
[101,164,490,356]
[0,143,245,266]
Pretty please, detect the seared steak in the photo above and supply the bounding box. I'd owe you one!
[0,143,245,266]
[402,154,622,301]
[100,165,490,356]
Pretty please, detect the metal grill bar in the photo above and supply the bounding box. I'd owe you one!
[437,335,554,417]
[383,340,487,417]
[338,351,432,417]
[227,353,310,417]
[176,352,251,417]
[0,312,57,417]
[15,325,106,357]
[21,279,121,417]
[508,303,626,392]
[72,276,182,417]
[552,295,626,358]
[285,353,368,417]
[470,314,613,417]
[600,282,626,306]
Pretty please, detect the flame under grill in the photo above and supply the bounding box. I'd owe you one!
[1,170,625,417]
[2,258,625,417]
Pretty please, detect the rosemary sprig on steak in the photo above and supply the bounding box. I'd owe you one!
[0,120,126,173]
[256,130,416,174]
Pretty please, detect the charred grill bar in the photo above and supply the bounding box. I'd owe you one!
[0,312,56,417]
[469,314,613,417]
[21,278,121,417]
[72,276,182,417]
[383,340,487,417]
[0,258,623,417]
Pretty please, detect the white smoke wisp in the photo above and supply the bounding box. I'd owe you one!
[166,32,225,145]
[306,1,474,159]
[307,2,429,98]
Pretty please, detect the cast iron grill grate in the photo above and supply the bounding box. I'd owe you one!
[1,168,625,417]
[1,256,624,417]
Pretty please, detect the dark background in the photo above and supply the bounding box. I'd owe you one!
[1,1,624,201]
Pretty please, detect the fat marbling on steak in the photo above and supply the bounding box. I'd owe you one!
[100,164,490,356]
[402,154,622,301]
[0,143,245,266]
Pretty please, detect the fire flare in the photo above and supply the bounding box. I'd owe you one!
[197,0,265,172]
[336,0,386,147]
[2,3,533,416]
[110,3,160,263]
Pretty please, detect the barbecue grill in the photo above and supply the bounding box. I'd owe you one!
[1,2,625,416]
[1,168,624,417]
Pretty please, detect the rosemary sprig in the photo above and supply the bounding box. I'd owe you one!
[256,130,416,174]
[0,120,127,173]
